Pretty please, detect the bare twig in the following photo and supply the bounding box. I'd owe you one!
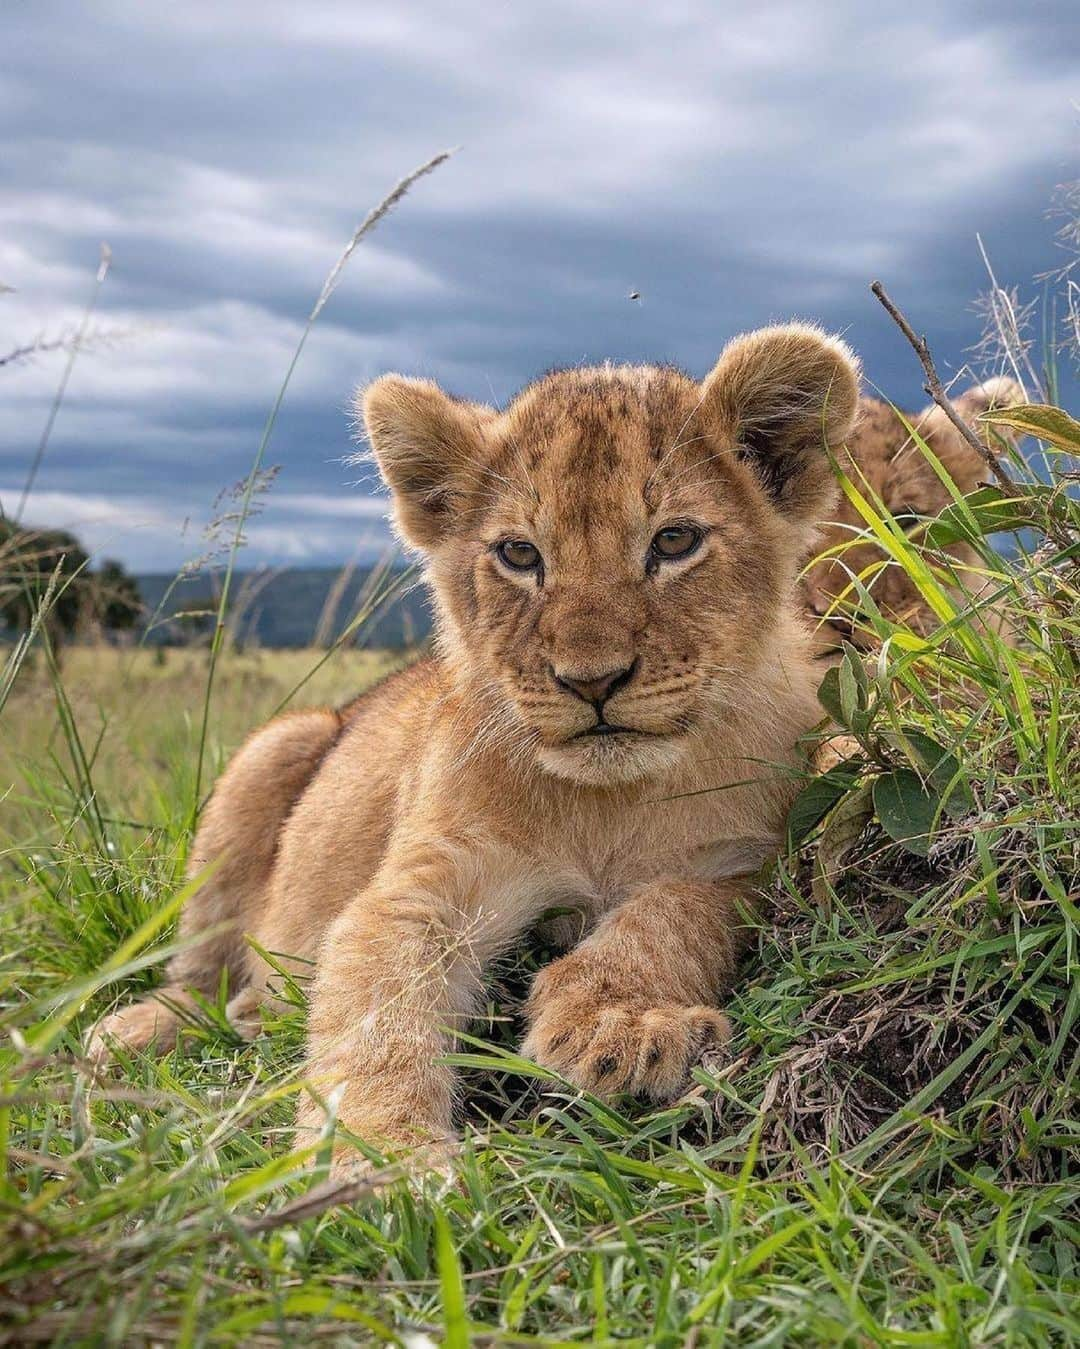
[0,336,73,370]
[0,325,133,372]
[870,280,1013,493]
[240,1163,401,1233]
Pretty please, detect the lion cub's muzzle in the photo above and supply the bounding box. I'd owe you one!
[550,658,639,736]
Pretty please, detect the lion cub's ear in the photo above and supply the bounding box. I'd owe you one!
[360,376,493,548]
[701,323,861,526]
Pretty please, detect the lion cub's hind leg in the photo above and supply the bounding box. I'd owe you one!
[88,708,342,1063]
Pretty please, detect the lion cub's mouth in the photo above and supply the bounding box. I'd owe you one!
[542,718,686,784]
[573,722,654,740]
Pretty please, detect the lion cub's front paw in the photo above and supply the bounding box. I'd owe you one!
[85,997,180,1066]
[523,960,729,1100]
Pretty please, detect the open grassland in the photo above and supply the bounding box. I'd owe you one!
[1,197,1078,1337]
[2,145,1076,1343]
[1,646,403,813]
[1,451,1078,1346]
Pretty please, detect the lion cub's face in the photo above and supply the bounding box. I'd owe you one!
[361,325,860,785]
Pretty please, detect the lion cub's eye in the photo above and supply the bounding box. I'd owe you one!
[496,539,542,571]
[650,525,702,561]
[891,505,923,531]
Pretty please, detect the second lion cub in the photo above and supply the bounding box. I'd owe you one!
[91,324,861,1163]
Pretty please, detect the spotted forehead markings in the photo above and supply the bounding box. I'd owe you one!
[499,406,620,506]
[492,366,702,519]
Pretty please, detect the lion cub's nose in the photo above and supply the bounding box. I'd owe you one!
[552,662,636,707]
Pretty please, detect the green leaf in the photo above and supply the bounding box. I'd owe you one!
[980,402,1080,454]
[734,1218,813,1276]
[812,783,875,904]
[842,641,869,701]
[817,664,845,727]
[873,769,937,856]
[837,646,875,739]
[922,483,1071,549]
[213,1291,392,1338]
[786,765,860,847]
[882,728,975,818]
[838,649,861,729]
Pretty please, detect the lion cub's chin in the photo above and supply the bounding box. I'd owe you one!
[536,731,688,786]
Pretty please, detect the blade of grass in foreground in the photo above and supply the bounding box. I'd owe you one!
[18,860,221,1052]
[189,149,457,825]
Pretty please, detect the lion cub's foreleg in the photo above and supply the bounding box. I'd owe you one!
[295,845,541,1162]
[523,877,751,1099]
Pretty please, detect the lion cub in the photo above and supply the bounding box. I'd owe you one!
[802,376,1024,656]
[91,324,860,1160]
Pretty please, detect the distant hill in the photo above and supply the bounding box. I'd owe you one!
[136,566,434,649]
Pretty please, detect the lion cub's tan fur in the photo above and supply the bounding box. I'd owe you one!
[802,375,1024,655]
[91,325,862,1158]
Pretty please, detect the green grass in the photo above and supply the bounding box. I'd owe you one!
[1,426,1078,1345]
[1,158,1077,1338]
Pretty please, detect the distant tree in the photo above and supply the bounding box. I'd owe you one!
[0,524,143,652]
[91,558,142,637]
[0,520,88,644]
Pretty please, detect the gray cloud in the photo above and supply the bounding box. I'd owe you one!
[2,0,1076,570]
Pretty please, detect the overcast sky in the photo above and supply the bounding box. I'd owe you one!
[2,0,1077,572]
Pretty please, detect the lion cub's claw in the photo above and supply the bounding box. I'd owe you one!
[524,991,730,1100]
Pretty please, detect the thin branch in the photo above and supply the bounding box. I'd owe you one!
[240,1163,403,1233]
[870,280,1013,493]
[0,337,70,370]
[0,324,134,371]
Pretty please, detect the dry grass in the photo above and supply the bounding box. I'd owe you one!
[1,646,403,826]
